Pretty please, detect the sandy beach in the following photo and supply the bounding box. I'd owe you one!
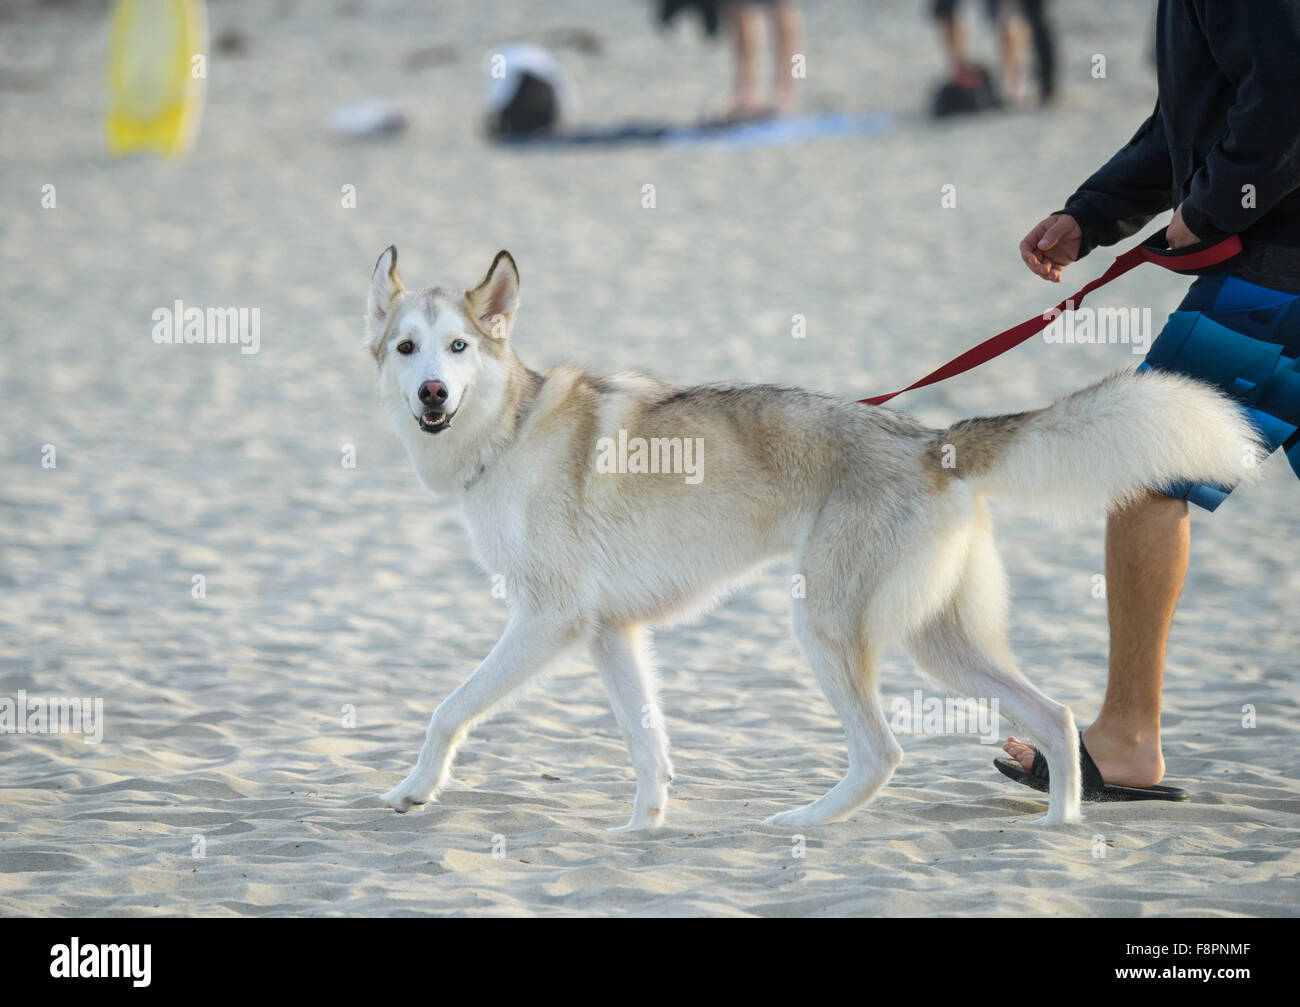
[0,0,1297,917]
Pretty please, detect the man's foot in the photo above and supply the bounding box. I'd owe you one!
[995,731,1188,803]
[1003,725,1166,789]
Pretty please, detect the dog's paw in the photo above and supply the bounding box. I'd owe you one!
[763,808,822,829]
[381,791,420,813]
[381,778,436,813]
[1031,809,1083,826]
[608,810,665,833]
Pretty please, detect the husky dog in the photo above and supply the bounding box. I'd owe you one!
[367,246,1259,830]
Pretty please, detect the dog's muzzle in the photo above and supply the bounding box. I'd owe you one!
[415,379,455,434]
[416,407,456,434]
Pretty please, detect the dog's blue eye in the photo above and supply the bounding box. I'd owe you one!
[451,339,467,353]
[396,340,415,355]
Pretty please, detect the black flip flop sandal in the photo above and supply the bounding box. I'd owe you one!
[994,732,1189,802]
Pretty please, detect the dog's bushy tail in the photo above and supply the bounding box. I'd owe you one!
[933,370,1265,521]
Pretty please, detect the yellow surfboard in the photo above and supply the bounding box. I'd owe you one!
[106,0,207,157]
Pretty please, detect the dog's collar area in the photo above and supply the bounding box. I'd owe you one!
[455,369,542,494]
[462,463,488,493]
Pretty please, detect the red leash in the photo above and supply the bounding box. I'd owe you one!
[858,228,1244,407]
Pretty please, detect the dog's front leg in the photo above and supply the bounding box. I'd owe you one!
[591,623,673,831]
[382,614,584,813]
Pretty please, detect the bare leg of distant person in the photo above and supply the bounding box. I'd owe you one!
[937,10,968,79]
[995,2,1030,104]
[1004,491,1188,787]
[727,2,765,119]
[727,1,802,120]
[771,1,802,115]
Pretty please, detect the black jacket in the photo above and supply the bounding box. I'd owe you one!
[1062,1,1300,286]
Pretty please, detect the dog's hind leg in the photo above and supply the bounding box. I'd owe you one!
[764,591,902,828]
[906,515,1082,825]
[591,623,673,831]
[382,614,585,813]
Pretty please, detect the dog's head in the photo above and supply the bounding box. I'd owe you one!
[366,247,520,440]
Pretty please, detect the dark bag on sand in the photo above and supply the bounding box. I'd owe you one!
[931,63,1001,118]
[488,71,559,138]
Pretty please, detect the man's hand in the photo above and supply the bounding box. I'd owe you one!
[1166,204,1201,248]
[1020,214,1082,283]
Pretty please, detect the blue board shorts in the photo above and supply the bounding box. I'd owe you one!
[1138,272,1300,511]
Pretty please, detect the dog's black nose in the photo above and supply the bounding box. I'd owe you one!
[418,380,448,405]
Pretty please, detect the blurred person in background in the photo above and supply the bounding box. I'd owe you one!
[932,0,1055,112]
[660,0,803,121]
[727,0,803,119]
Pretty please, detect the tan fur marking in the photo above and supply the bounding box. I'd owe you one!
[928,411,1036,479]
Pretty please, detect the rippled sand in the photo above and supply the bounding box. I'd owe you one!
[0,0,1296,916]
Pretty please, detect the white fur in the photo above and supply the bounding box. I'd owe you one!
[967,370,1264,521]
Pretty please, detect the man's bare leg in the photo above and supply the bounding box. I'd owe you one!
[1004,491,1189,787]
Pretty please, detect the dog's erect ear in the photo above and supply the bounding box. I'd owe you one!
[366,245,405,348]
[466,250,519,341]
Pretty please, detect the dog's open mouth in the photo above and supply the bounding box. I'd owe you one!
[417,409,455,434]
